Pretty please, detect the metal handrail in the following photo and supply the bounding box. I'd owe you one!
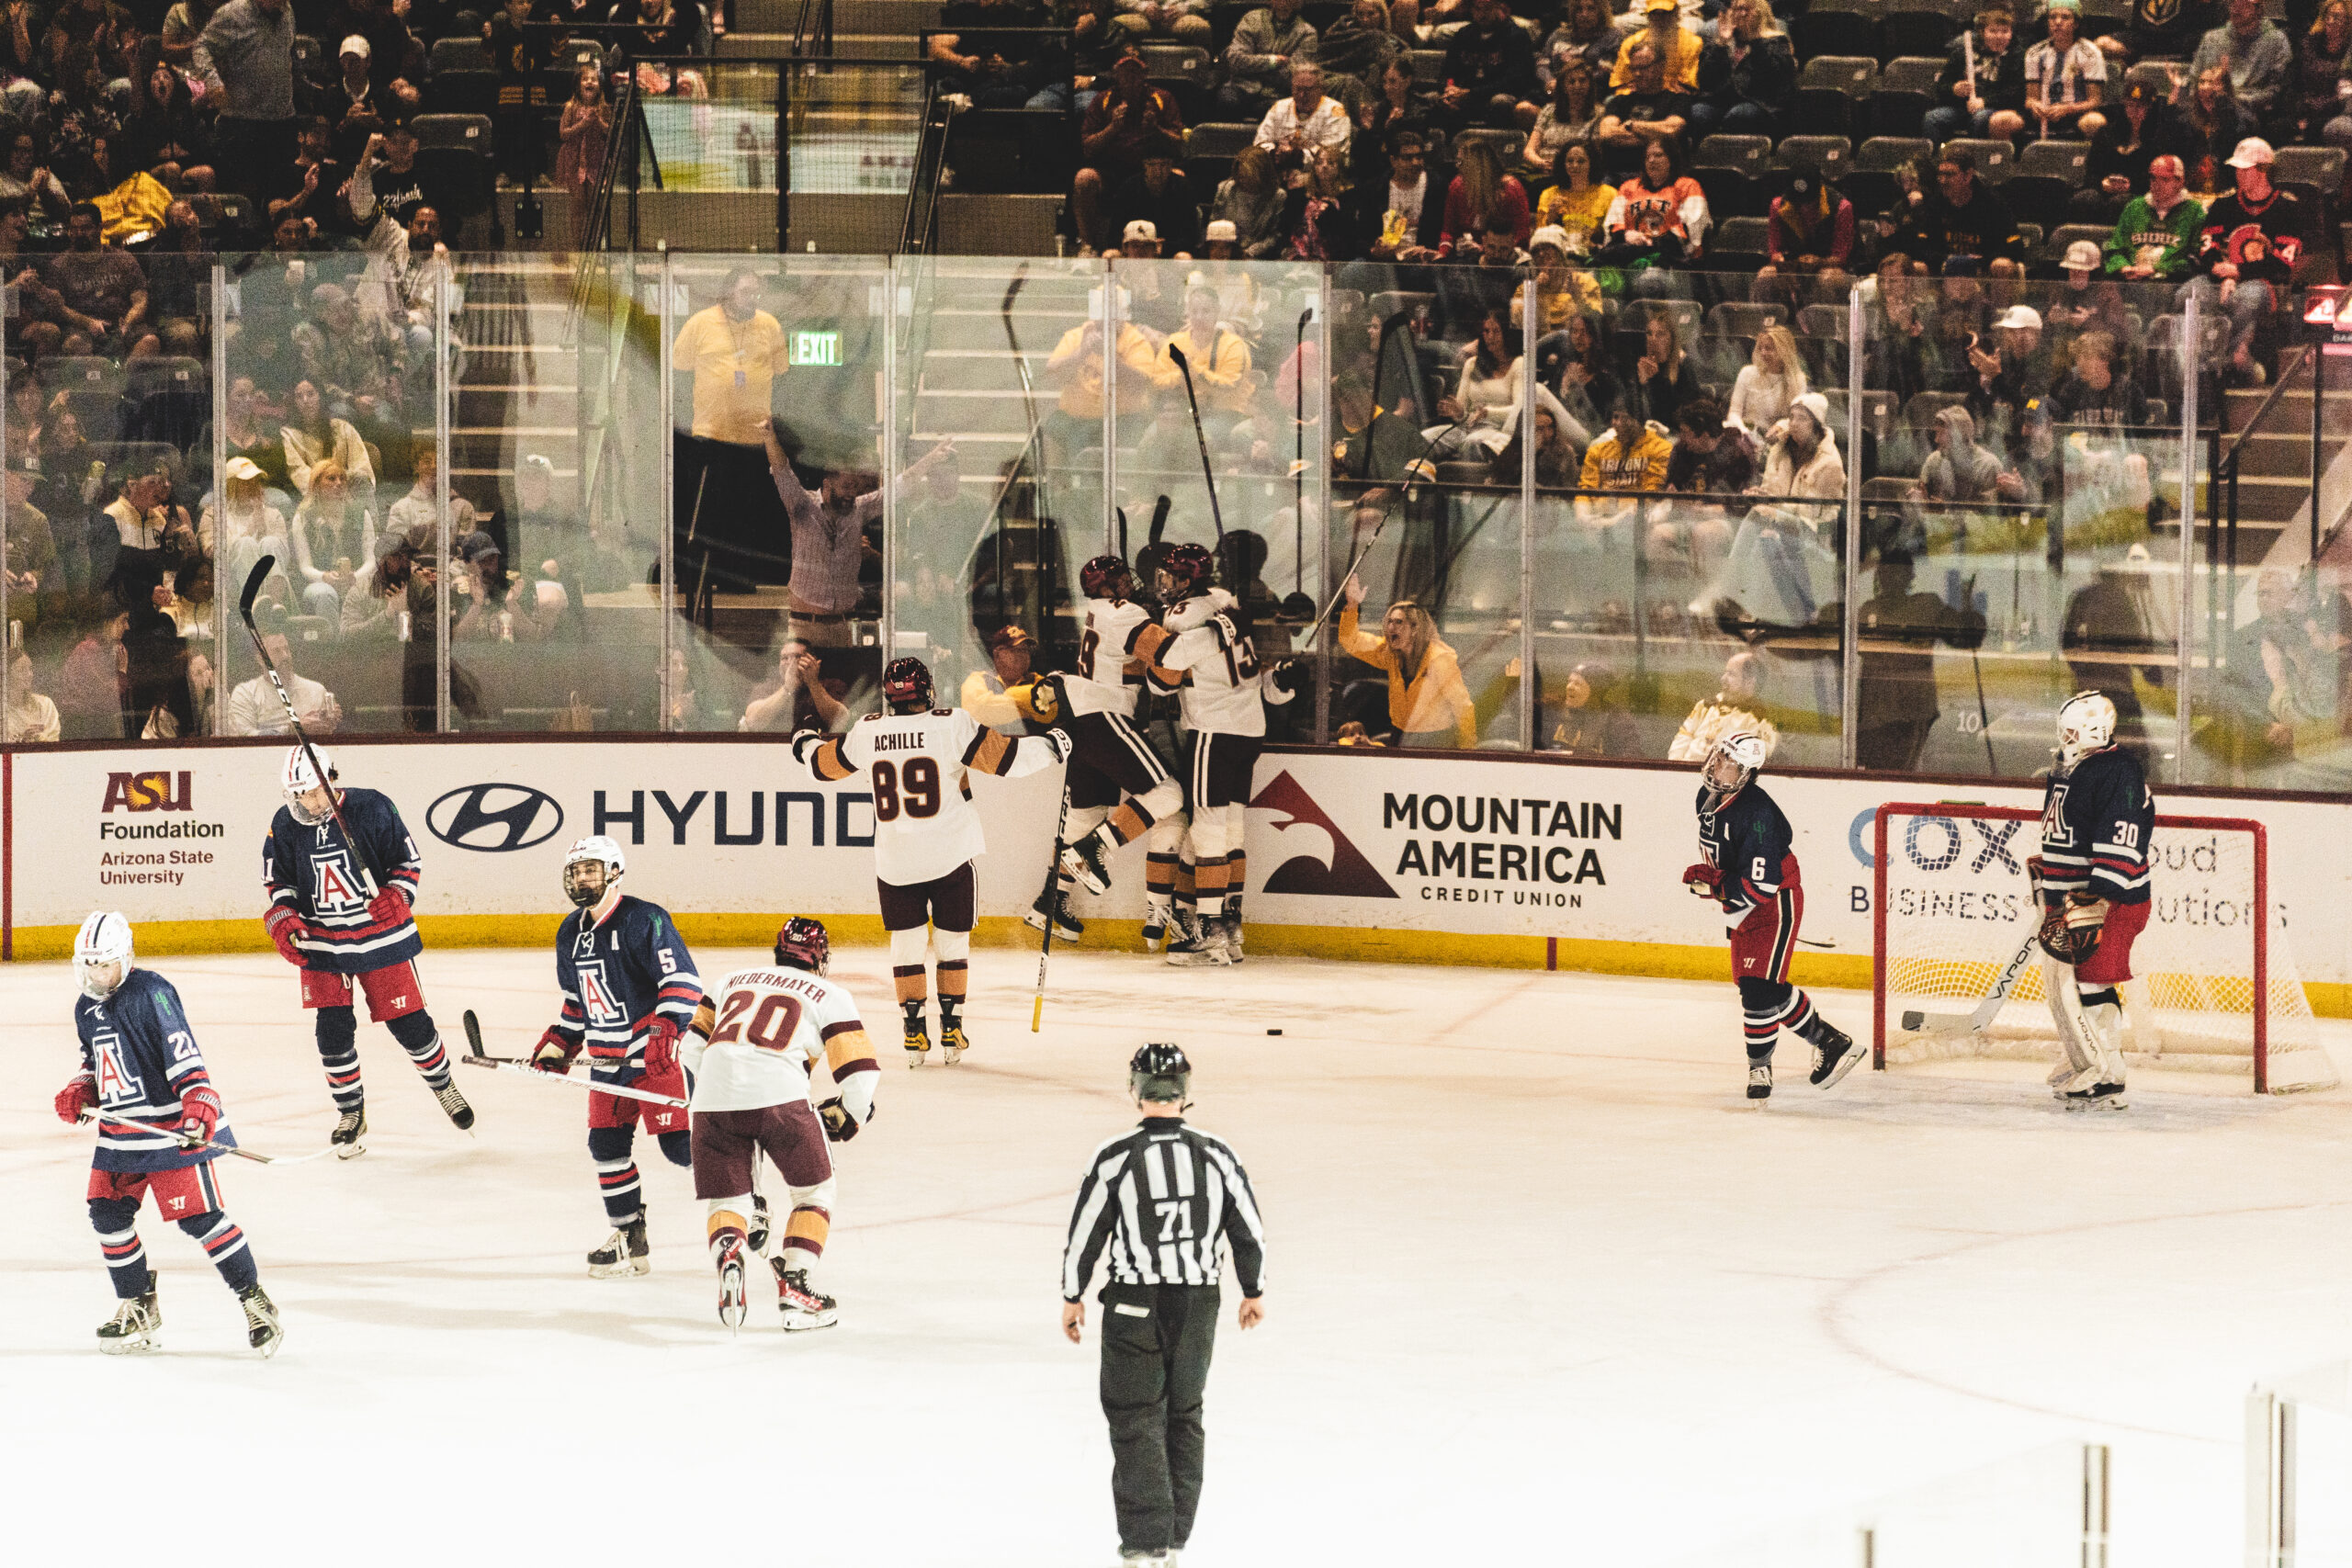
[896,75,953,257]
[2216,343,2312,474]
[565,66,640,339]
[792,0,834,57]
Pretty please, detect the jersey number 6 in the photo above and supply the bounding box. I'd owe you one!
[871,757,941,821]
[709,990,806,1053]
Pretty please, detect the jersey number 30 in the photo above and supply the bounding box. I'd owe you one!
[871,758,941,822]
[709,990,805,1053]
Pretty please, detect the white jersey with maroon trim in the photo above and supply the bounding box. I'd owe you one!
[683,964,878,1117]
[814,706,1057,886]
[1062,596,1162,718]
[1152,588,1283,737]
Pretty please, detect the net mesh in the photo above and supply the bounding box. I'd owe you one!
[1877,807,2335,1089]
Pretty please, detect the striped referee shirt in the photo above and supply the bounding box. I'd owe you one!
[1062,1118,1267,1301]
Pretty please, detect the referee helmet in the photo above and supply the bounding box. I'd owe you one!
[1129,1042,1192,1104]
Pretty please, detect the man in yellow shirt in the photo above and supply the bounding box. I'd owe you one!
[1577,400,1671,527]
[1611,0,1702,91]
[1045,303,1165,459]
[1156,285,1254,414]
[673,266,789,589]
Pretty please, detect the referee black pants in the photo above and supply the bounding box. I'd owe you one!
[1100,1281,1220,1554]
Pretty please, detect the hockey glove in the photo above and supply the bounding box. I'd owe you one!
[2062,893,2109,960]
[817,1096,862,1142]
[642,1017,682,1077]
[1682,863,1723,899]
[2036,900,2092,964]
[530,1028,580,1073]
[1043,728,1073,763]
[1267,656,1311,696]
[55,1072,96,1125]
[177,1086,222,1146]
[789,728,823,768]
[366,886,409,927]
[263,906,309,966]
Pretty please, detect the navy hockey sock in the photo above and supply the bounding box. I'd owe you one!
[386,1009,454,1091]
[1784,992,1840,1045]
[177,1210,258,1294]
[657,1130,694,1169]
[89,1197,151,1298]
[316,1005,363,1112]
[589,1125,642,1224]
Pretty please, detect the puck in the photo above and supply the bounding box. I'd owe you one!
[1267,1028,1283,1036]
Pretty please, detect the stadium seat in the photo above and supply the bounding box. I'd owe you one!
[46,355,124,399]
[1775,135,1855,182]
[1872,55,1945,138]
[430,68,499,118]
[1408,49,1445,86]
[1710,300,1791,338]
[2272,144,2345,224]
[1792,0,1885,63]
[1940,137,2018,180]
[1792,56,1880,139]
[2124,59,2183,100]
[1879,1,1958,62]
[1709,214,1771,269]
[430,36,492,73]
[1799,302,1850,342]
[1902,389,1970,432]
[1846,134,1934,213]
[2007,139,2091,230]
[2045,222,2113,263]
[1142,46,1213,121]
[411,114,495,220]
[1693,134,1775,218]
[1185,122,1258,161]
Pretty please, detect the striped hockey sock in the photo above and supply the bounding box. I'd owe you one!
[387,1011,454,1092]
[96,1223,151,1299]
[596,1158,643,1223]
[316,1007,364,1113]
[178,1212,258,1293]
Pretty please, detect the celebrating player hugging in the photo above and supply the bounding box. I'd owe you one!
[263,745,470,1156]
[530,836,706,1277]
[54,912,282,1357]
[1683,732,1862,1101]
[795,656,1069,1065]
[2032,692,2153,1110]
[684,918,878,1332]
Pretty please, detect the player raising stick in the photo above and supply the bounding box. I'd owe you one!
[2032,691,2151,1110]
[1048,554,1190,931]
[684,918,877,1332]
[1682,732,1862,1101]
[530,836,706,1276]
[55,912,283,1356]
[263,745,470,1156]
[796,658,1069,1065]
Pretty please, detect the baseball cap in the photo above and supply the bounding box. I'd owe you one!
[518,453,554,475]
[2043,0,2079,13]
[1995,304,2044,330]
[1528,224,1571,254]
[1204,219,1238,243]
[1122,219,1159,243]
[2124,77,2156,103]
[1645,0,1677,12]
[224,456,265,481]
[2062,240,2101,270]
[340,33,370,58]
[2228,137,2276,168]
[988,625,1036,652]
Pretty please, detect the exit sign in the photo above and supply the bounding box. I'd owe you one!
[792,331,842,367]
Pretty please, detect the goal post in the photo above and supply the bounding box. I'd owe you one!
[1871,802,2335,1094]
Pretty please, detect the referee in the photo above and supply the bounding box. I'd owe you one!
[1062,1043,1266,1568]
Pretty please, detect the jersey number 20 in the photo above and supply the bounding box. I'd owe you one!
[871,758,941,821]
[709,990,805,1053]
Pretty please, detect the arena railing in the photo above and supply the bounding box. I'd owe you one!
[12,254,2319,795]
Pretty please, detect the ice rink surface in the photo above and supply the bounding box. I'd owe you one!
[6,944,2352,1567]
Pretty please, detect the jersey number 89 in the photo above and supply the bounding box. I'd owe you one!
[708,990,806,1053]
[871,758,941,821]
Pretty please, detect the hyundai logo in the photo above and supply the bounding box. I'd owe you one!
[427,784,564,852]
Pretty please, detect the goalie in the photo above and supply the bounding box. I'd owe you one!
[2031,692,2153,1110]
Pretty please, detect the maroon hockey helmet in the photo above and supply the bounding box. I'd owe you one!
[882,657,934,714]
[1158,541,1214,601]
[1080,554,1134,602]
[774,916,831,976]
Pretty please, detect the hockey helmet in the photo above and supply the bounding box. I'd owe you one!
[74,910,133,1000]
[1157,541,1215,603]
[1700,730,1769,811]
[882,657,935,715]
[562,834,627,908]
[1080,553,1135,602]
[2057,690,2117,770]
[1128,1041,1192,1105]
[281,744,338,826]
[774,916,831,976]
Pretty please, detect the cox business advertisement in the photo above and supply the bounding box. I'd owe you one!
[10,740,2350,1007]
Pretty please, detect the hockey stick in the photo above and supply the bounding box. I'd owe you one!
[1291,412,1475,652]
[238,555,390,897]
[1284,304,1316,620]
[1164,343,1227,546]
[79,1112,335,1166]
[1032,773,1073,1033]
[458,1010,689,1107]
[1899,929,2036,1034]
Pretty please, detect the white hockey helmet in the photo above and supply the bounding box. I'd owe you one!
[74,910,133,1000]
[2057,690,2117,770]
[562,834,627,908]
[281,744,338,826]
[1701,729,1770,809]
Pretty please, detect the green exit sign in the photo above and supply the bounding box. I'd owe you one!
[792,331,842,367]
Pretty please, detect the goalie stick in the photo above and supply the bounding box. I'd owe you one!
[1899,928,2037,1035]
[459,1010,689,1108]
[79,1112,336,1166]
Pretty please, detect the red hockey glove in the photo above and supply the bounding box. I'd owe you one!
[55,1072,96,1125]
[1682,862,1723,899]
[643,1017,681,1076]
[263,906,308,966]
[530,1028,580,1073]
[177,1086,222,1145]
[366,886,410,927]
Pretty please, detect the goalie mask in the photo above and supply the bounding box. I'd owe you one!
[1700,730,1769,812]
[774,916,831,976]
[561,835,626,908]
[281,744,338,826]
[74,909,133,1000]
[1128,1041,1192,1105]
[2057,690,2117,771]
[1080,554,1134,603]
[882,657,934,715]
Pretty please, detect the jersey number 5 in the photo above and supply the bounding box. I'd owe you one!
[871,757,941,821]
[709,990,805,1053]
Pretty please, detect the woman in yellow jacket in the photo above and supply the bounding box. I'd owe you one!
[1337,572,1477,748]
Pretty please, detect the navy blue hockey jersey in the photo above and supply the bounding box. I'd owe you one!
[1696,781,1800,918]
[263,786,424,975]
[552,896,704,1082]
[2040,746,2154,906]
[74,969,235,1172]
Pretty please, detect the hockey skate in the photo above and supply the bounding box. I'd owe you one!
[1747,1064,1772,1101]
[748,1193,772,1254]
[1059,832,1113,896]
[434,1082,475,1132]
[775,1260,838,1331]
[588,1214,650,1279]
[939,1010,969,1066]
[331,1107,367,1159]
[903,1011,933,1066]
[96,1279,160,1354]
[1807,1025,1864,1089]
[2064,1081,2131,1111]
[1024,890,1084,942]
[1166,919,1233,967]
[716,1240,748,1333]
[1142,915,1167,953]
[239,1282,284,1359]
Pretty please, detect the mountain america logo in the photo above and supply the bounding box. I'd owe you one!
[1246,771,1398,898]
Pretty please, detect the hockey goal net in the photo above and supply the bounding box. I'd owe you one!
[1871,803,2337,1094]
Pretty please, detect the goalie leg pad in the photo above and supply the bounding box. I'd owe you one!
[2039,951,2105,1090]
